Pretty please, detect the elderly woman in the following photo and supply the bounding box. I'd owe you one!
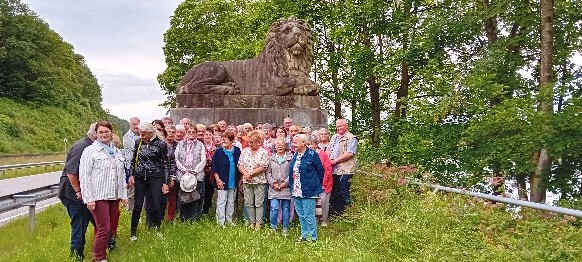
[266,138,293,236]
[318,128,331,152]
[174,125,206,222]
[262,123,275,153]
[128,122,171,241]
[175,124,186,142]
[238,130,270,230]
[80,121,128,261]
[307,136,333,227]
[165,125,180,222]
[202,128,216,215]
[212,132,241,227]
[289,134,324,242]
[235,125,248,149]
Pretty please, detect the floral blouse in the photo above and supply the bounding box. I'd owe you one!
[292,152,303,197]
[239,147,269,184]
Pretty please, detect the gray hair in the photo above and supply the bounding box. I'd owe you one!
[175,124,186,132]
[274,137,288,150]
[243,123,253,129]
[262,123,272,130]
[138,122,155,133]
[294,134,309,144]
[87,122,97,137]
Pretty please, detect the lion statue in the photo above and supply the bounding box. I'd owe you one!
[177,18,319,96]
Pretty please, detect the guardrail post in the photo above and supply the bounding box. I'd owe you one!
[24,203,36,232]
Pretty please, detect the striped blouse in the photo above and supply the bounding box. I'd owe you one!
[79,141,128,204]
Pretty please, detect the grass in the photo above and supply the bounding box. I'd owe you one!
[0,168,581,261]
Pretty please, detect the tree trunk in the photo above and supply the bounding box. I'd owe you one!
[531,0,554,203]
[395,60,410,119]
[361,29,381,147]
[516,173,528,201]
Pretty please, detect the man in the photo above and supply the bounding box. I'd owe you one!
[180,118,191,131]
[283,117,293,132]
[288,125,300,153]
[162,116,173,127]
[217,120,227,132]
[123,117,141,212]
[58,123,97,259]
[327,119,358,217]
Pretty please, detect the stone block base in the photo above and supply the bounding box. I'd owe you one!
[170,108,328,129]
[176,94,320,109]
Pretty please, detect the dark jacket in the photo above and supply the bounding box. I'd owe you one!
[211,147,241,189]
[288,147,324,198]
[130,136,171,183]
[167,140,178,181]
[58,136,93,202]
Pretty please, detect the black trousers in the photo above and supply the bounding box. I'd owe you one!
[131,176,163,236]
[180,179,205,222]
[202,177,214,214]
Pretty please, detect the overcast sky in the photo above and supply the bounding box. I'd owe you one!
[24,0,183,123]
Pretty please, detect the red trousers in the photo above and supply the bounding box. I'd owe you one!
[166,182,179,221]
[90,200,119,261]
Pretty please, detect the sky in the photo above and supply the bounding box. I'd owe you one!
[24,0,183,123]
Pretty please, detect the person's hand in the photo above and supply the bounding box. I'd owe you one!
[87,201,96,211]
[128,176,135,187]
[75,191,83,200]
[330,159,337,165]
[121,199,128,207]
[216,180,225,190]
[273,183,280,191]
[162,184,169,194]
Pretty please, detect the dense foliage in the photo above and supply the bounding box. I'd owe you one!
[0,0,127,153]
[159,0,582,201]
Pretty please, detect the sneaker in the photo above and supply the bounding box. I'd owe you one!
[282,229,288,237]
[296,237,307,243]
[130,236,138,242]
[321,221,328,227]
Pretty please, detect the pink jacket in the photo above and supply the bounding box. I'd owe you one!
[318,150,333,193]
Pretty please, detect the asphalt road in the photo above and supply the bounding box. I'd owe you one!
[0,171,62,226]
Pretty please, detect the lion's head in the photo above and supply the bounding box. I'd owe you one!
[260,18,314,78]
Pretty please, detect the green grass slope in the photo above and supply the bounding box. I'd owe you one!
[0,171,580,261]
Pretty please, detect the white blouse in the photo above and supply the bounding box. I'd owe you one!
[79,141,128,204]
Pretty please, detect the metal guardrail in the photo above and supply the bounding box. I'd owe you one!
[0,185,60,231]
[0,161,65,176]
[409,180,582,218]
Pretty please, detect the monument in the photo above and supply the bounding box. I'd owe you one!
[170,18,327,128]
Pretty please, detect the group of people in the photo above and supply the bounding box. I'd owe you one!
[58,116,358,262]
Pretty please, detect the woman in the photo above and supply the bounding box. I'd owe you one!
[289,134,324,242]
[128,122,171,241]
[152,119,167,139]
[165,125,179,222]
[175,124,186,142]
[211,132,241,227]
[202,128,216,215]
[266,138,293,236]
[307,136,333,227]
[238,130,270,230]
[79,121,128,261]
[262,123,275,153]
[195,124,206,141]
[174,126,206,222]
[317,128,331,152]
[235,125,248,149]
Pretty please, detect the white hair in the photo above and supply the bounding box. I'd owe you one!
[87,122,97,137]
[175,124,186,132]
[294,134,309,144]
[138,122,155,133]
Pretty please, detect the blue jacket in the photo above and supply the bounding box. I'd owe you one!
[211,147,241,188]
[288,147,324,198]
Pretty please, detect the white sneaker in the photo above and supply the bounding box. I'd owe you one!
[282,229,288,237]
[321,221,328,227]
[130,236,137,242]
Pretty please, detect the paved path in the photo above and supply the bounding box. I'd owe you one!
[0,171,61,197]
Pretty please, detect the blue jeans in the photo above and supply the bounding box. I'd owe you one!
[270,199,290,229]
[294,197,317,240]
[60,197,94,258]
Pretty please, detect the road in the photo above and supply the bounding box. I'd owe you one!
[0,171,62,226]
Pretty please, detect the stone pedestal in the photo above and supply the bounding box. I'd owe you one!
[172,94,328,128]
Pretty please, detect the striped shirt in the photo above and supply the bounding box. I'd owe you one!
[79,141,128,203]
